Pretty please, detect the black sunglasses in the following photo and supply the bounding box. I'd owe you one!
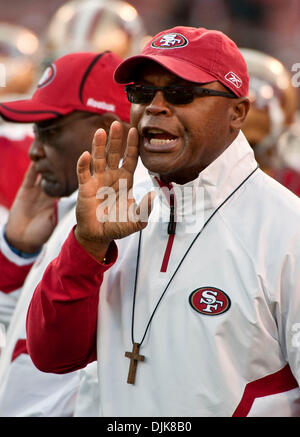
[125,84,237,105]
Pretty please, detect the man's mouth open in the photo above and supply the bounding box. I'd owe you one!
[143,128,179,152]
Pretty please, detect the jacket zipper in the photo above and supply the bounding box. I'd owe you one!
[167,194,176,235]
[154,177,177,273]
[160,190,176,273]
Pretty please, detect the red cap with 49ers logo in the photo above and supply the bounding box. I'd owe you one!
[0,51,131,123]
[114,26,249,97]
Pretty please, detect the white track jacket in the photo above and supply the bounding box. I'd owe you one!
[27,132,300,416]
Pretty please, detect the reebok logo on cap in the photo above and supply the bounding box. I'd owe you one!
[225,71,242,89]
[87,98,115,112]
[151,33,188,49]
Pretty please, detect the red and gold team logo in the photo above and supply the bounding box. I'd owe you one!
[151,33,188,49]
[189,287,231,316]
[37,64,56,88]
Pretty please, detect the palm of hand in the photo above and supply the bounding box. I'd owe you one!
[75,122,154,247]
[5,163,57,253]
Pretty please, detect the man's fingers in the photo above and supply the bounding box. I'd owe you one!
[122,127,139,175]
[106,120,123,170]
[92,128,107,174]
[23,162,39,188]
[34,173,42,188]
[77,151,92,185]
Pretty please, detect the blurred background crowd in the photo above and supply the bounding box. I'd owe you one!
[1,0,300,68]
[1,0,300,221]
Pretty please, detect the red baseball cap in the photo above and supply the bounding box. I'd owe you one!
[114,26,249,97]
[0,51,131,123]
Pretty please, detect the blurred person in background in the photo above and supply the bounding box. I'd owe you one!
[0,0,150,417]
[41,0,150,66]
[240,48,300,196]
[0,50,142,417]
[0,0,148,329]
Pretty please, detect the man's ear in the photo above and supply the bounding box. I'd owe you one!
[230,97,250,130]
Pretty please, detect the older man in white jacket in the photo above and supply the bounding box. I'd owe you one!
[0,50,150,416]
[27,27,300,416]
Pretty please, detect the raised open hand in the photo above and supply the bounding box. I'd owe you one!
[74,121,154,261]
[5,162,58,253]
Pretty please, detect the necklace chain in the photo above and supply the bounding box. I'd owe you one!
[131,165,259,347]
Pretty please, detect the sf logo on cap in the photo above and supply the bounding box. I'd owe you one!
[151,33,188,49]
[37,64,56,88]
[189,287,231,315]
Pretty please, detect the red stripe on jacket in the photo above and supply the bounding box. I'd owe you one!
[232,364,299,416]
[154,177,176,273]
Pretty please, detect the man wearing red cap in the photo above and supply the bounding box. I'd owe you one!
[0,50,150,417]
[27,27,300,416]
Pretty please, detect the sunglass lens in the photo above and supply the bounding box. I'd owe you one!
[138,89,155,104]
[165,88,194,104]
[126,86,155,104]
[125,85,195,105]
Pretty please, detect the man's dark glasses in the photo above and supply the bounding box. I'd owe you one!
[125,84,237,105]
